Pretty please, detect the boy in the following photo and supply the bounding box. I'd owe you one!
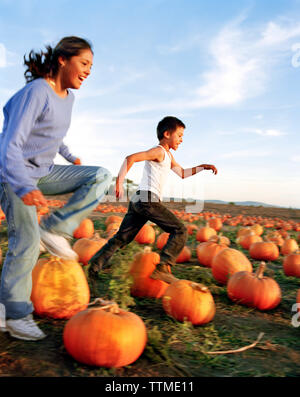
[89,116,217,283]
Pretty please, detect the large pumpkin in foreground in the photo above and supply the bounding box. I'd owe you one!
[227,262,281,310]
[63,304,147,368]
[31,257,90,319]
[162,280,215,325]
[211,248,252,285]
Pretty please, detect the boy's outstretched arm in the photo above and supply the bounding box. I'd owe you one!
[170,154,217,179]
[115,146,165,198]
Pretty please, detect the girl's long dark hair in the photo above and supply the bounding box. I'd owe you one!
[23,36,93,83]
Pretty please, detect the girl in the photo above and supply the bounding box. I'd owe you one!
[0,36,112,341]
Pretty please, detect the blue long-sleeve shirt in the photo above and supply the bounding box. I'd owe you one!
[0,78,76,198]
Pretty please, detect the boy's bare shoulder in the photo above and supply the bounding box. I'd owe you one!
[147,145,165,161]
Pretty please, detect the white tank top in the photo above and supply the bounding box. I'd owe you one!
[138,145,172,200]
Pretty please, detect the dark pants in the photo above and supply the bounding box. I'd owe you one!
[91,190,187,267]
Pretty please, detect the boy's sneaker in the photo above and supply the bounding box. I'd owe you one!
[39,227,78,261]
[150,264,179,284]
[1,314,47,341]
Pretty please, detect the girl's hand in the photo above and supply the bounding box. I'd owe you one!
[201,164,218,175]
[73,158,81,165]
[21,190,48,208]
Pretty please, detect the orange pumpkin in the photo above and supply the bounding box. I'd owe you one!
[134,224,156,244]
[105,221,121,238]
[73,234,108,266]
[106,221,121,232]
[283,251,300,277]
[281,238,299,256]
[265,232,284,247]
[162,280,215,324]
[31,257,90,319]
[211,248,252,285]
[105,215,123,226]
[196,241,227,268]
[63,303,147,367]
[249,241,279,261]
[250,224,264,236]
[237,232,263,250]
[129,247,170,298]
[237,227,252,238]
[73,218,94,239]
[196,226,217,242]
[156,232,170,250]
[208,234,230,246]
[186,224,198,235]
[227,262,281,310]
[208,217,223,231]
[176,246,192,263]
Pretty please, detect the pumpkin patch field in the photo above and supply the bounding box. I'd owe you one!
[0,197,300,378]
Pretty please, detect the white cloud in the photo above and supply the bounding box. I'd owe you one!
[221,149,271,159]
[192,17,300,108]
[77,17,300,116]
[0,43,19,68]
[217,127,286,137]
[291,155,300,162]
[192,23,264,107]
[150,17,300,112]
[259,21,300,47]
[254,114,263,120]
[244,128,286,136]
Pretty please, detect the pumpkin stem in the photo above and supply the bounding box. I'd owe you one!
[143,246,152,253]
[105,303,120,314]
[255,262,266,279]
[88,297,119,313]
[190,282,209,292]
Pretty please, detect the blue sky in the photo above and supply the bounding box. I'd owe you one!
[0,0,300,208]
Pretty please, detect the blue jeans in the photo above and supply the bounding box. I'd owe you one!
[0,165,112,319]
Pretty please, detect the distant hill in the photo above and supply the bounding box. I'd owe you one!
[163,197,299,209]
[203,200,283,208]
[164,197,284,208]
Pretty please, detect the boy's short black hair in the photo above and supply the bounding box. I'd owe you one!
[157,116,185,140]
